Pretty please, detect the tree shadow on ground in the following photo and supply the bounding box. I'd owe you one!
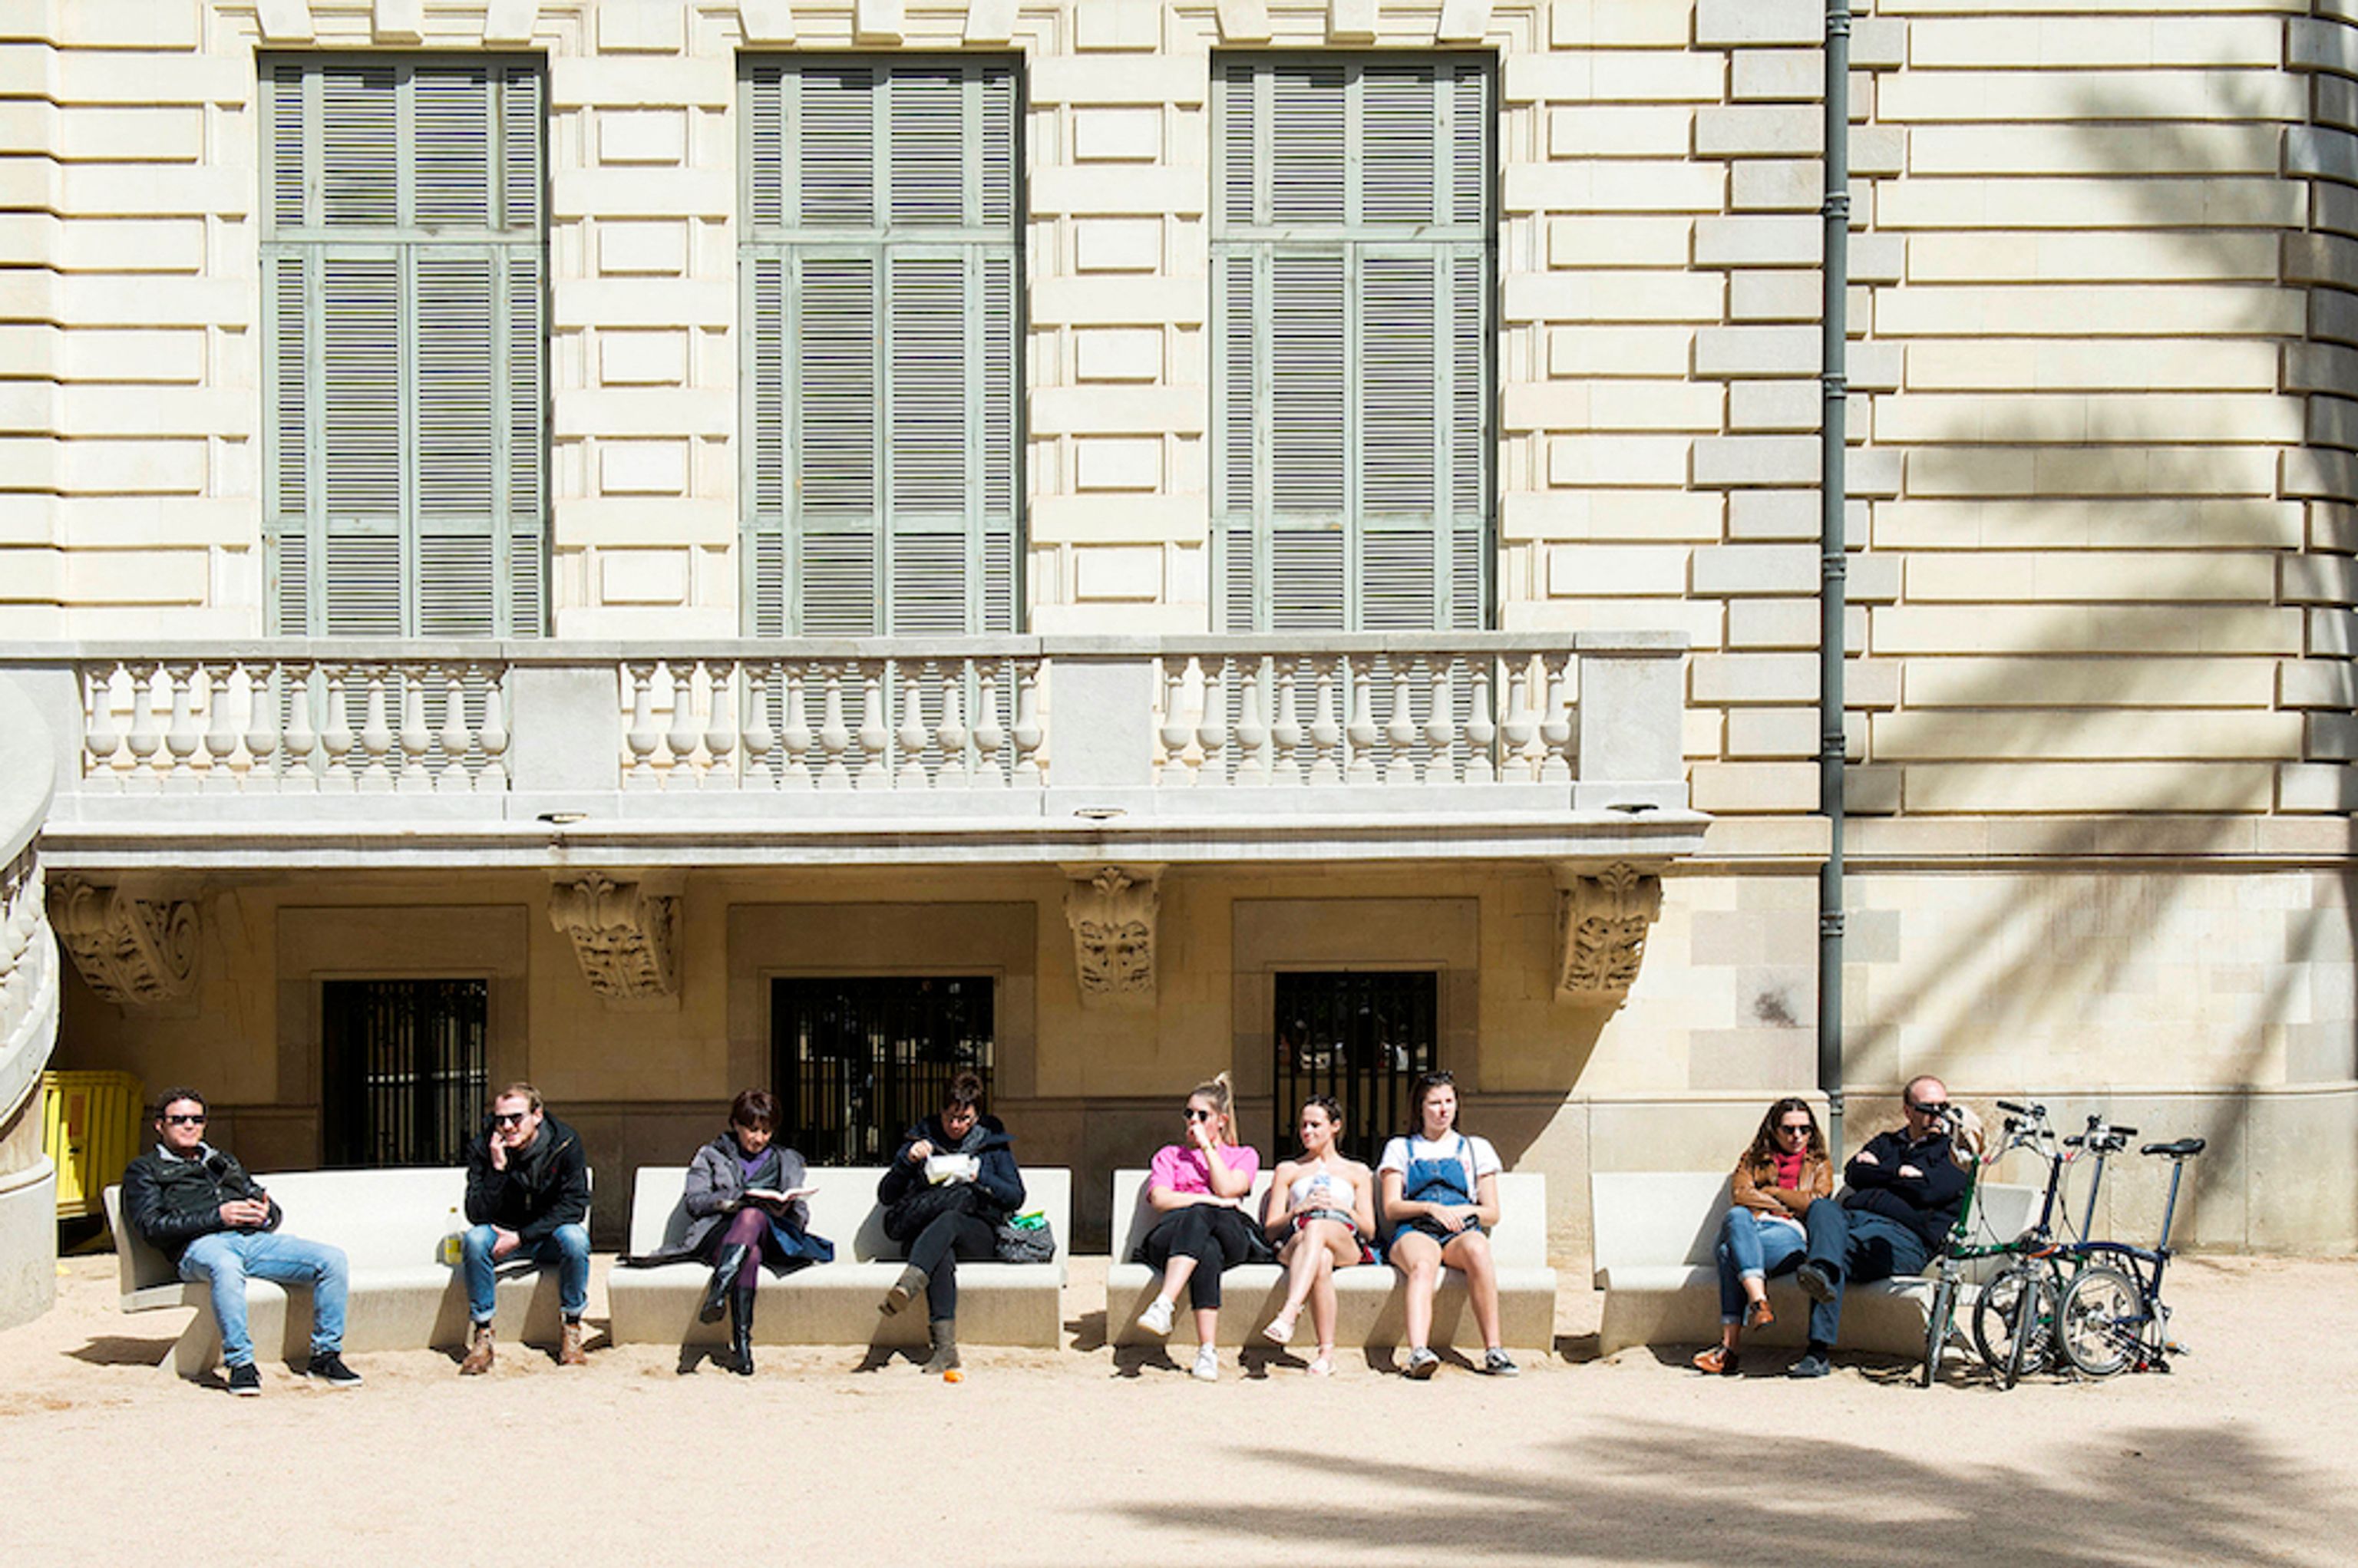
[1098,1419,2350,1563]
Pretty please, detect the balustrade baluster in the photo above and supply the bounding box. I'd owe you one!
[1343,659,1379,785]
[436,669,471,791]
[397,670,434,792]
[1233,660,1271,787]
[1270,664,1303,786]
[781,665,816,788]
[1502,655,1541,782]
[935,670,969,789]
[1307,663,1342,786]
[1423,664,1456,786]
[315,666,354,789]
[358,670,396,791]
[662,661,702,792]
[242,662,282,791]
[200,663,240,792]
[742,663,778,788]
[704,661,740,788]
[1196,659,1229,788]
[1541,654,1575,784]
[816,668,852,790]
[1012,662,1043,785]
[1465,661,1497,784]
[121,661,163,791]
[1156,660,1192,785]
[82,664,122,791]
[162,662,201,791]
[897,663,932,790]
[475,665,510,791]
[1385,661,1419,787]
[972,667,1006,787]
[282,663,320,791]
[623,661,660,789]
[854,665,890,789]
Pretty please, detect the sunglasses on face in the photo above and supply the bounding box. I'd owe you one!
[1907,1100,1950,1116]
[163,1114,206,1126]
[494,1111,529,1127]
[1184,1108,1214,1123]
[1778,1122,1813,1135]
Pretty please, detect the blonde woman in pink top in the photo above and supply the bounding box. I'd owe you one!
[1130,1071,1264,1381]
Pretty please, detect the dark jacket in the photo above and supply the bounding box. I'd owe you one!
[121,1143,283,1264]
[463,1113,590,1243]
[1840,1127,1970,1250]
[876,1113,1025,1216]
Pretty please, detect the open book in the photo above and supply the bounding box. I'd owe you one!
[737,1186,817,1207]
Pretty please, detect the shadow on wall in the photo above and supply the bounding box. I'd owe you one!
[1101,1419,2353,1563]
[1843,73,2356,1244]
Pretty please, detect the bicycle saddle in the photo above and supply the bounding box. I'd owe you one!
[2141,1137,2205,1157]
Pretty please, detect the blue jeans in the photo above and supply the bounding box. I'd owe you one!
[460,1222,590,1323]
[1715,1207,1807,1322]
[1799,1202,1930,1348]
[178,1230,348,1368]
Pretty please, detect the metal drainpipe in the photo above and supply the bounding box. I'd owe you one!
[1819,0,1852,1160]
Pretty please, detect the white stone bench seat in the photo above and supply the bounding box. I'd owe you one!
[1104,1168,1557,1352]
[104,1166,588,1378]
[1590,1171,2038,1357]
[604,1165,1070,1350]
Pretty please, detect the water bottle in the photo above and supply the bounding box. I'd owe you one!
[437,1205,464,1266]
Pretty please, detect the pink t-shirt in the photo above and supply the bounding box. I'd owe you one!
[1148,1142,1260,1197]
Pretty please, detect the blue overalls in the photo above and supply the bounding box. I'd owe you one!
[1386,1134,1484,1262]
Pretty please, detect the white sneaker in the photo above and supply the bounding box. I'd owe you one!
[1191,1345,1220,1382]
[1137,1297,1175,1337]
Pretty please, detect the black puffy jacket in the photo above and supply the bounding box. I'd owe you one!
[463,1113,590,1243]
[121,1144,282,1263]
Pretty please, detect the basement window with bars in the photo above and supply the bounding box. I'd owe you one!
[1273,970,1440,1164]
[740,59,1021,638]
[771,975,995,1167]
[321,978,489,1168]
[1211,56,1493,633]
[260,58,548,639]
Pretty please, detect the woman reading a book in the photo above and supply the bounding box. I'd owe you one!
[875,1071,1027,1375]
[633,1087,831,1378]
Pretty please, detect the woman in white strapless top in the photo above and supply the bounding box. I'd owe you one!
[1257,1096,1376,1375]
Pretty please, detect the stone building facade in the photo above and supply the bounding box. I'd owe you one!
[4,0,2355,1263]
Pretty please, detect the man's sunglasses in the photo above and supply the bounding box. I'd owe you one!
[1907,1100,1950,1116]
[494,1111,530,1126]
[162,1113,206,1126]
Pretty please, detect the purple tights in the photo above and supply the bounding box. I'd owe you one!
[720,1207,767,1290]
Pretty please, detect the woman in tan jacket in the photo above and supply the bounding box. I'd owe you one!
[1693,1097,1832,1375]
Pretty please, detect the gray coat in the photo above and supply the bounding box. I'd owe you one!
[662,1135,811,1261]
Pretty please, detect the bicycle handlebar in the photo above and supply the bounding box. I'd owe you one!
[1995,1099,2043,1117]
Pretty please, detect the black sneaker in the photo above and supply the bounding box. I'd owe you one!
[303,1352,364,1388]
[1795,1262,1837,1304]
[227,1362,262,1397]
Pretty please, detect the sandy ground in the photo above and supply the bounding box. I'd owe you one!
[2,1250,2354,1566]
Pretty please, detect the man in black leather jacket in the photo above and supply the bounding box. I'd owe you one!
[120,1087,362,1396]
[454,1081,591,1374]
[1787,1074,1971,1378]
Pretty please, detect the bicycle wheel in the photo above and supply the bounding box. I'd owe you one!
[2059,1264,2143,1378]
[1972,1261,2042,1375]
[1920,1273,1957,1388]
[2001,1267,2052,1390]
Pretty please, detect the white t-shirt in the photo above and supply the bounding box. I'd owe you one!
[1378,1133,1502,1193]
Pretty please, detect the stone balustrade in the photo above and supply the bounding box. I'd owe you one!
[0,675,60,1329]
[2,635,1698,869]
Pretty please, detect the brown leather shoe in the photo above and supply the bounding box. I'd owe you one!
[1745,1299,1775,1330]
[1693,1344,1739,1376]
[558,1319,588,1366]
[459,1323,495,1376]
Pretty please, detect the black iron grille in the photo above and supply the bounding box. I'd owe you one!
[771,975,995,1166]
[321,978,488,1167]
[1272,970,1439,1164]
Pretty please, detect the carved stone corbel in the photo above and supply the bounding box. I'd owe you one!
[1553,861,1664,1005]
[548,873,681,1002]
[49,877,200,1006]
[1062,863,1163,1009]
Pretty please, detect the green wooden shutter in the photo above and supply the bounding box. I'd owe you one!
[1210,57,1492,632]
[741,59,1019,635]
[261,58,546,638]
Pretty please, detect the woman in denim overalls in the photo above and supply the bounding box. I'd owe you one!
[1377,1071,1517,1378]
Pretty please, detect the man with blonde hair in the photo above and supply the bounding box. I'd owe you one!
[457,1081,591,1373]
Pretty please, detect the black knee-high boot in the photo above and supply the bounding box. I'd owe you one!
[701,1243,751,1324]
[729,1287,756,1377]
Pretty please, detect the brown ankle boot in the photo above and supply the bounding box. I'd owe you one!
[558,1319,587,1366]
[460,1322,495,1375]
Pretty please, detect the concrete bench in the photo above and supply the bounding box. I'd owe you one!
[1590,1171,2039,1357]
[1104,1168,1557,1352]
[103,1166,590,1378]
[606,1165,1069,1350]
